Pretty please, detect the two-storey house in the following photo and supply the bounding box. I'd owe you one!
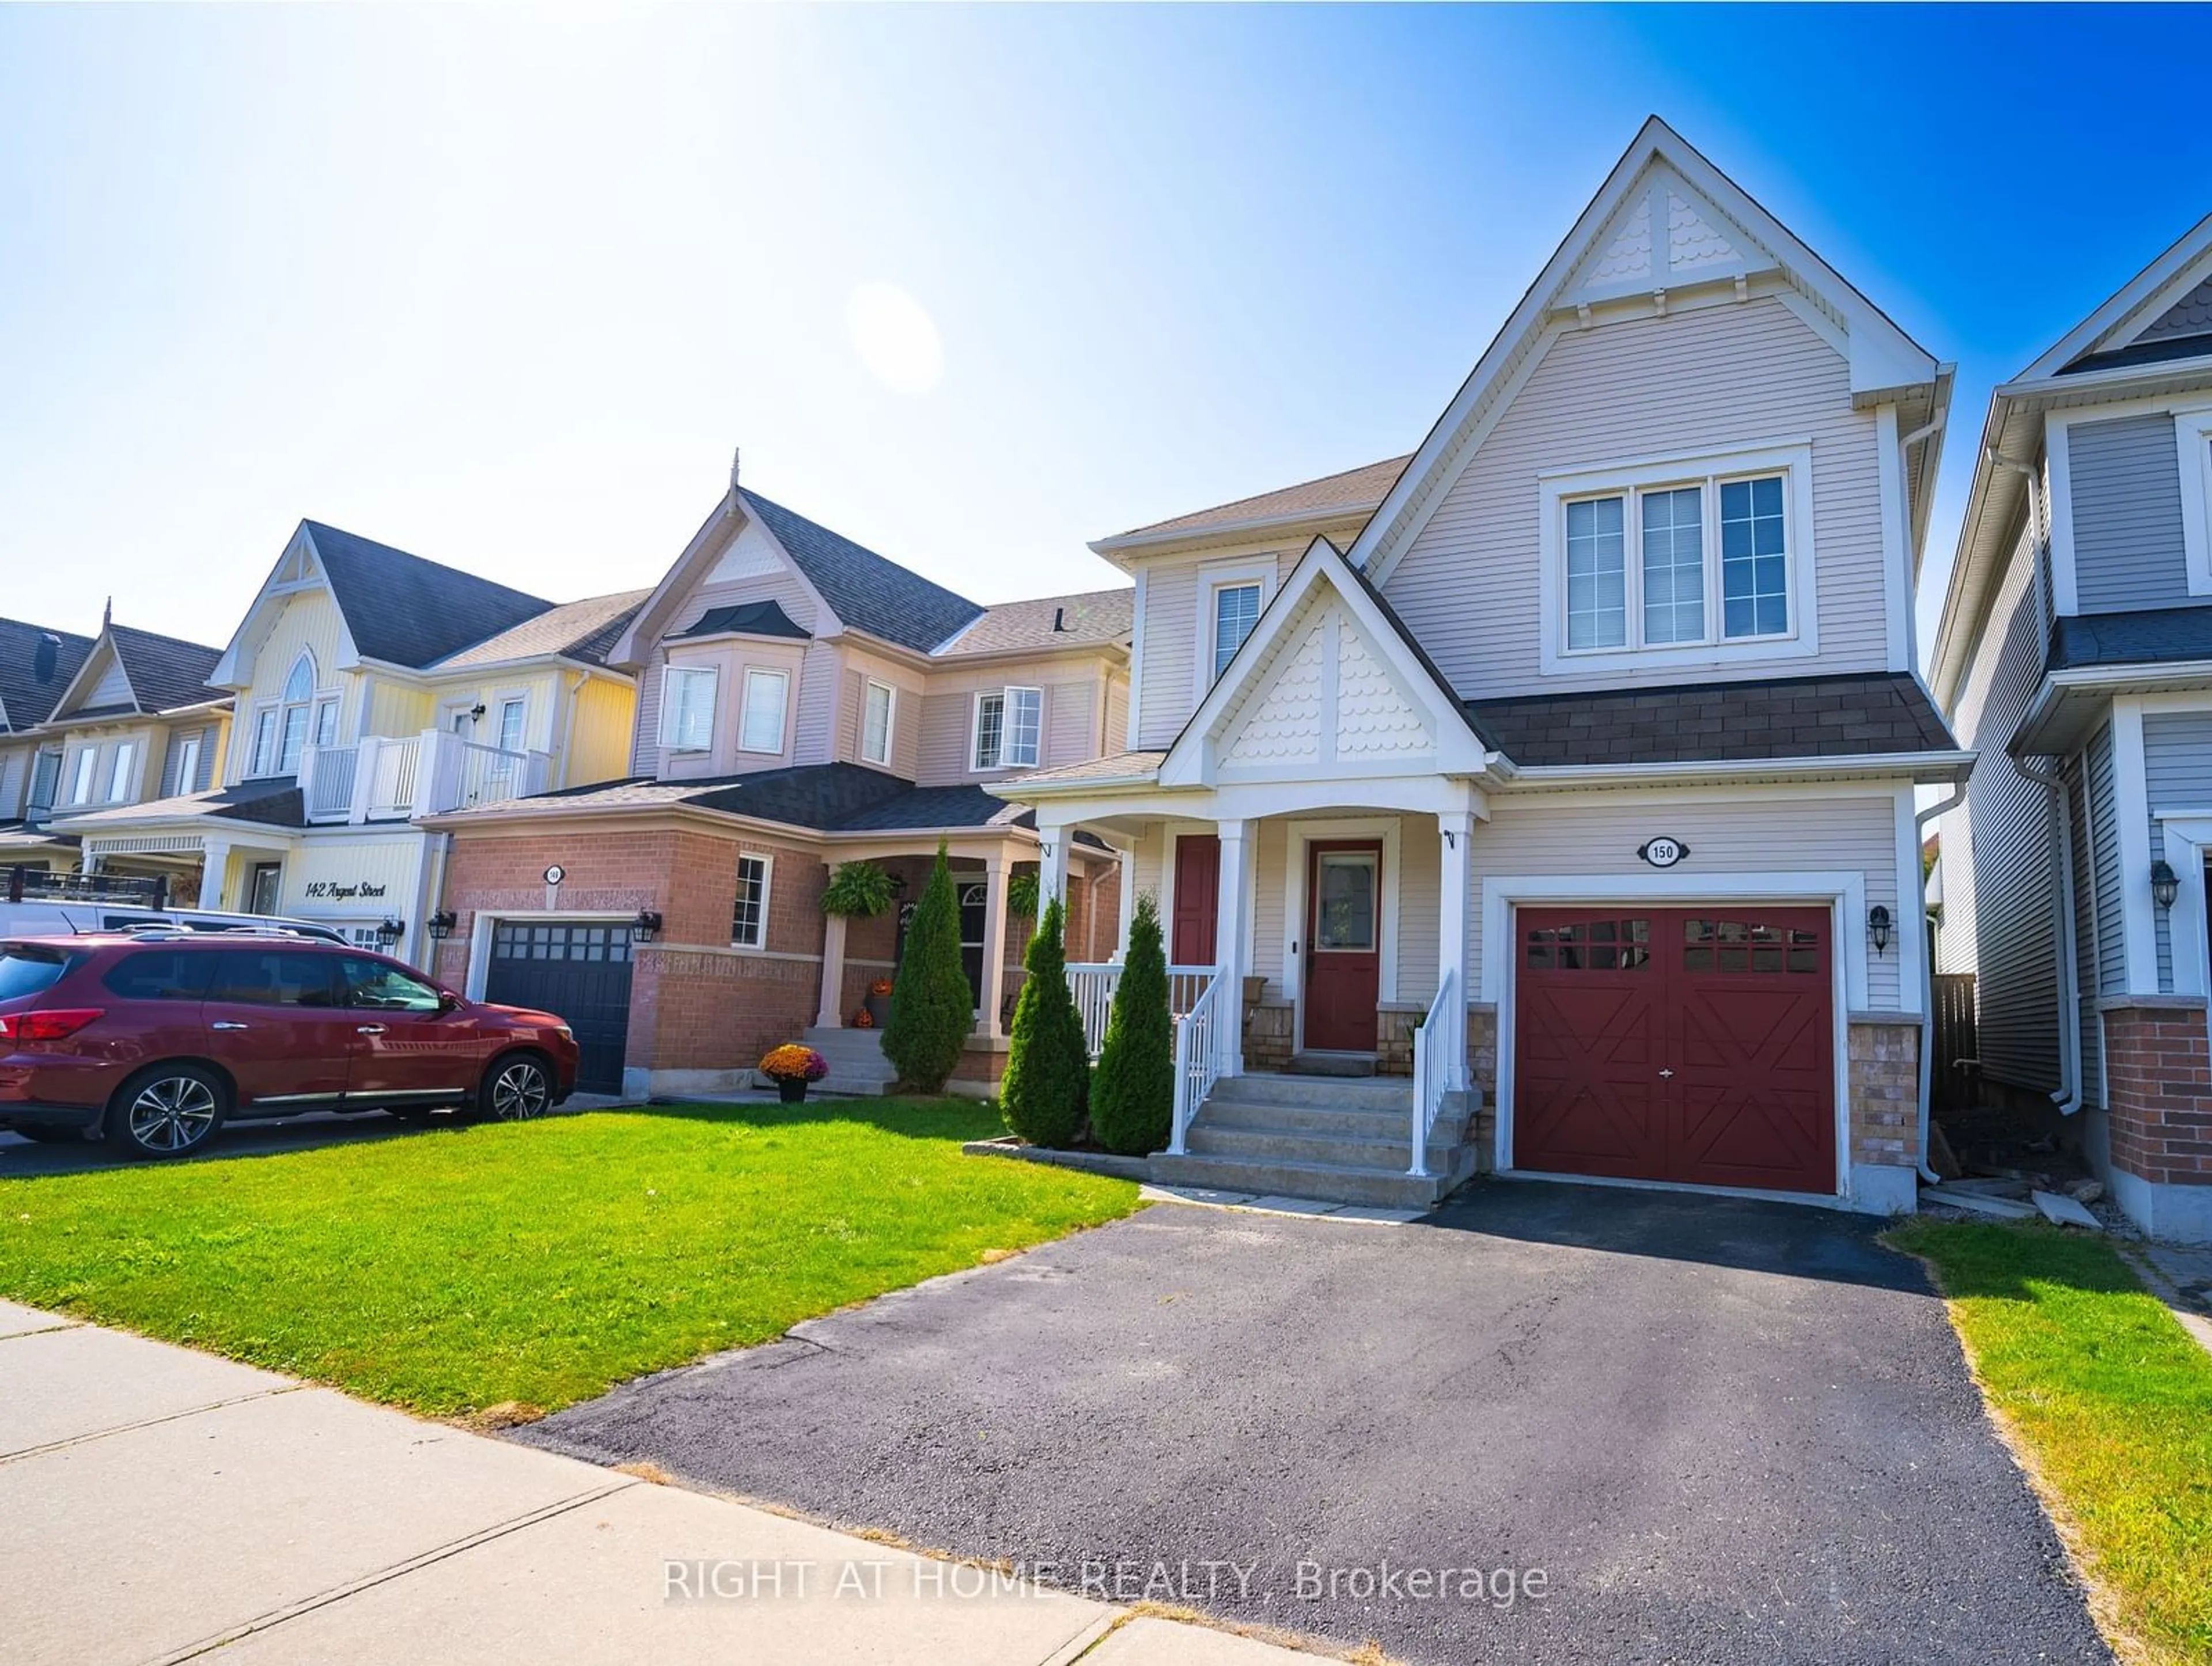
[422,470,1131,1099]
[0,613,95,872]
[1931,214,2212,1243]
[63,520,645,957]
[1007,119,1967,1214]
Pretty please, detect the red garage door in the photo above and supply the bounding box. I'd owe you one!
[1512,907,1836,1194]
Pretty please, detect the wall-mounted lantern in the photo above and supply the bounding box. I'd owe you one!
[1867,904,1893,957]
[2152,859,2181,911]
[374,916,405,949]
[426,910,458,942]
[631,909,663,944]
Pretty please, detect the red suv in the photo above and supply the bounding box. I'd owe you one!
[0,932,579,1158]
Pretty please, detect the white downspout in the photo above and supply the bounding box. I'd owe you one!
[1916,779,1967,1183]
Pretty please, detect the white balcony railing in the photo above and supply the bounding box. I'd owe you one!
[300,730,552,826]
[1064,962,1219,1059]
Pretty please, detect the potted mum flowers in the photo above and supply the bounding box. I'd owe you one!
[760,1044,829,1103]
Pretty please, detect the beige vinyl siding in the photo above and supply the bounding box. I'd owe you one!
[1469,790,1906,1010]
[2069,413,2191,611]
[2143,706,2212,991]
[1383,297,1888,698]
[791,642,840,764]
[84,651,132,711]
[1249,820,1287,987]
[158,725,217,797]
[912,664,1105,787]
[1952,508,2061,1092]
[1104,674,1129,755]
[1046,677,1097,764]
[1135,562,1197,748]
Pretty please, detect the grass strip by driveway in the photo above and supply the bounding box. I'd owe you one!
[1889,1219,2212,1666]
[0,1100,1137,1418]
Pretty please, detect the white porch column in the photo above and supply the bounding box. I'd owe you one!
[81,847,104,876]
[1214,819,1250,1077]
[1037,817,1070,911]
[816,913,849,1028]
[199,837,233,910]
[1438,809,1475,1092]
[977,851,1009,1039]
[1114,842,1136,964]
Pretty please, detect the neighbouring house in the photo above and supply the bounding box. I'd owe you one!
[1930,211,2212,1243]
[31,614,230,900]
[418,473,1131,1100]
[58,520,645,958]
[0,613,96,873]
[1003,117,1969,1213]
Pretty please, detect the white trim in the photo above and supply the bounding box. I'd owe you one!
[2177,408,2212,597]
[730,850,774,951]
[2047,418,2080,615]
[1893,784,1926,1020]
[2017,212,2212,381]
[1282,816,1403,1050]
[1536,439,1817,675]
[737,667,792,756]
[1875,404,1912,671]
[1124,567,1148,749]
[1483,869,1871,1202]
[1189,556,1279,709]
[971,685,1043,774]
[859,677,896,767]
[2112,699,2161,993]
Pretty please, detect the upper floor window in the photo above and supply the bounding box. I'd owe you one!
[731,853,771,949]
[173,733,202,794]
[69,747,98,805]
[105,741,135,803]
[974,687,1041,771]
[1541,442,1815,674]
[739,669,789,755]
[252,652,338,777]
[861,679,895,767]
[661,665,717,752]
[1213,583,1262,677]
[496,698,526,754]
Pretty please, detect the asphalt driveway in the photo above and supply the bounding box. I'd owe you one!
[519,1182,2108,1665]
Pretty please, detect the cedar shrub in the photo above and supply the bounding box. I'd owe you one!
[1090,892,1175,1155]
[999,896,1089,1148]
[882,842,971,1093]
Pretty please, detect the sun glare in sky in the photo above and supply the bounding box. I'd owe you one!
[845,281,944,397]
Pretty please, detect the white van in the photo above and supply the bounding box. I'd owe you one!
[0,899,347,944]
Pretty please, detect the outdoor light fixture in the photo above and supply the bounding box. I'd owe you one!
[2152,859,2181,911]
[631,909,663,944]
[374,916,405,948]
[468,703,487,722]
[426,910,458,942]
[1867,904,1893,957]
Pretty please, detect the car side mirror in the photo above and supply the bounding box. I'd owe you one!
[438,989,463,1013]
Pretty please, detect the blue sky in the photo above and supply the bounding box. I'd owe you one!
[2,5,2206,663]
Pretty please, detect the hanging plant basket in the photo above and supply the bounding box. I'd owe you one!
[821,861,897,919]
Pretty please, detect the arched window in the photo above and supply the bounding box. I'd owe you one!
[251,650,338,777]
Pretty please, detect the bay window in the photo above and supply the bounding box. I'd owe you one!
[661,665,718,752]
[739,669,789,755]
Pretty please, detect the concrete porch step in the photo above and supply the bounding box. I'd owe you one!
[1198,1099,1412,1138]
[1209,1074,1414,1111]
[1149,1149,1475,1211]
[1184,1122,1461,1171]
[801,1027,899,1097]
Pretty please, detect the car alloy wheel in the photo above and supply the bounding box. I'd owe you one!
[488,1058,550,1121]
[127,1073,221,1154]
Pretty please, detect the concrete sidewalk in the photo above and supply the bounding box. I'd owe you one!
[0,1300,1316,1666]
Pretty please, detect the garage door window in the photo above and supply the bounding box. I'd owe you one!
[1681,918,1821,975]
[1525,917,1650,971]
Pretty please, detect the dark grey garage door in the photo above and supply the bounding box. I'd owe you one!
[485,921,632,1095]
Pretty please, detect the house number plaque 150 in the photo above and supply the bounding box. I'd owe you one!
[1637,836,1689,869]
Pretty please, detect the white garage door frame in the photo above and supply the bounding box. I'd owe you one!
[1484,870,1868,1203]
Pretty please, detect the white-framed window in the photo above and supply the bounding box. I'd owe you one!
[249,707,280,777]
[312,699,338,749]
[1540,441,1817,674]
[974,686,1041,771]
[660,665,718,752]
[173,734,202,794]
[1211,582,1263,679]
[739,668,789,755]
[106,741,135,802]
[861,679,895,767]
[497,698,526,754]
[731,852,772,948]
[2176,407,2212,597]
[69,747,99,805]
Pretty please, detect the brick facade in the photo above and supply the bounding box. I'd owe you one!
[2100,1000,2212,1188]
[1847,1017,1921,1189]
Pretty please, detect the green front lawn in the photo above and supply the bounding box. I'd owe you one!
[0,1101,1137,1417]
[1889,1220,2212,1666]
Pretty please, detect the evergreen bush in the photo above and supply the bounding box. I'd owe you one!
[881,843,971,1093]
[999,896,1089,1148]
[1089,892,1176,1156]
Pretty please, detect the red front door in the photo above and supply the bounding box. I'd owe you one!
[1304,842,1381,1053]
[1171,835,1219,966]
[1513,906,1835,1192]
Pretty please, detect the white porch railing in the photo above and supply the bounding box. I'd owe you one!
[300,744,359,823]
[1169,968,1232,1156]
[1065,962,1218,1059]
[1408,968,1456,1179]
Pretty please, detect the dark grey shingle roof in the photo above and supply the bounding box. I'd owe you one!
[305,521,552,669]
[108,623,224,714]
[741,491,983,654]
[1466,673,1959,767]
[0,616,94,732]
[670,600,811,642]
[59,777,305,830]
[504,763,1024,835]
[2048,606,2212,671]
